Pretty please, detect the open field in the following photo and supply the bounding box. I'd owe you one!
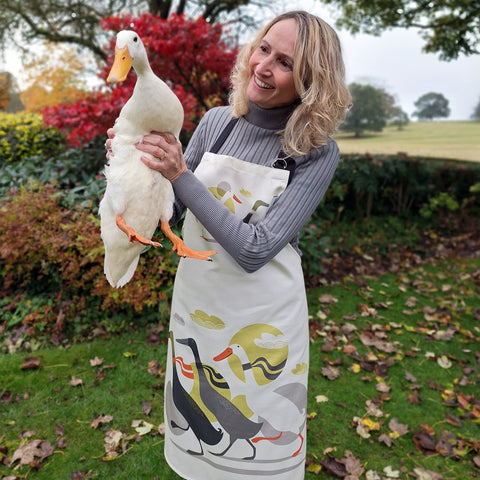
[334,121,480,162]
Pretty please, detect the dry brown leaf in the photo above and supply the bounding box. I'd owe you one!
[20,357,41,370]
[388,417,409,437]
[322,365,341,380]
[365,399,384,417]
[142,401,152,416]
[320,455,348,478]
[103,429,127,460]
[341,450,364,478]
[89,356,104,366]
[69,376,83,387]
[10,439,53,466]
[319,294,338,304]
[91,414,114,429]
[412,467,443,480]
[379,433,393,446]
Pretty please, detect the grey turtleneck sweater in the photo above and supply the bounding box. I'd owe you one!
[171,103,339,273]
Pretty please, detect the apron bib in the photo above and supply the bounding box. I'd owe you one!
[164,152,309,480]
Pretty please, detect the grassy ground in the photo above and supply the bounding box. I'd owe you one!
[1,255,479,479]
[334,121,480,162]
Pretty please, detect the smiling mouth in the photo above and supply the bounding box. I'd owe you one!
[254,75,274,90]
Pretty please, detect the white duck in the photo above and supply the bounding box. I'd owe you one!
[99,30,215,288]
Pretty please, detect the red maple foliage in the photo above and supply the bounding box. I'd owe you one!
[42,13,238,146]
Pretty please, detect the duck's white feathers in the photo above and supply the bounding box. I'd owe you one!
[99,30,184,287]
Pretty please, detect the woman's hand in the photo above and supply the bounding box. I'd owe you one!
[136,132,188,182]
[105,128,115,161]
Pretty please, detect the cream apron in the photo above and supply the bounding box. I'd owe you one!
[164,149,309,480]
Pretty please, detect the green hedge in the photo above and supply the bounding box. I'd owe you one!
[0,112,67,164]
[319,154,480,220]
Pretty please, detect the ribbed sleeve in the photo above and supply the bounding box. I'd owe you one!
[171,106,340,273]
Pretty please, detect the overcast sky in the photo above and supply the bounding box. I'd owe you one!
[292,1,480,121]
[2,2,479,120]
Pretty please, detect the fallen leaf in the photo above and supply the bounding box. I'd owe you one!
[376,382,391,393]
[21,357,41,370]
[412,467,443,480]
[132,420,153,436]
[378,433,393,446]
[408,390,422,404]
[320,455,347,478]
[383,465,400,478]
[316,395,329,403]
[10,439,53,466]
[123,351,137,358]
[322,365,341,380]
[89,356,104,366]
[319,294,338,304]
[142,401,152,415]
[365,471,381,480]
[103,429,127,460]
[54,423,65,436]
[388,417,409,437]
[69,376,83,387]
[91,414,113,429]
[437,355,452,369]
[405,370,418,383]
[341,450,364,477]
[365,399,384,417]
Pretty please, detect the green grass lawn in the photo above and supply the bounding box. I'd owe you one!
[334,121,480,163]
[1,255,479,479]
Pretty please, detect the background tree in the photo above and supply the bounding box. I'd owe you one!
[0,0,257,62]
[388,106,409,130]
[0,71,24,112]
[20,42,91,113]
[321,0,480,60]
[413,92,450,121]
[341,83,388,137]
[41,13,238,146]
[471,97,480,121]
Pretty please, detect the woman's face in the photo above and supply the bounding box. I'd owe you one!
[246,18,298,110]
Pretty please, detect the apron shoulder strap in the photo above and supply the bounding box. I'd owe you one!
[209,116,296,185]
[210,118,238,154]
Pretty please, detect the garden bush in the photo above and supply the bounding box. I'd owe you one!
[317,153,480,220]
[0,112,66,163]
[0,183,176,344]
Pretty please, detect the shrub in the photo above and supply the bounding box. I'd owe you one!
[0,112,66,163]
[0,183,176,341]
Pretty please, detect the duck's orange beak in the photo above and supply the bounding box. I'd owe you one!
[107,45,132,83]
[213,347,233,362]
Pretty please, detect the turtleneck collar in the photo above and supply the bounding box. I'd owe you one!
[244,100,299,131]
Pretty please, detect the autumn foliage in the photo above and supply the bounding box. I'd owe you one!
[41,13,238,146]
[0,184,176,338]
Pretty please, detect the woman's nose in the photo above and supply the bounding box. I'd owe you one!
[256,56,273,75]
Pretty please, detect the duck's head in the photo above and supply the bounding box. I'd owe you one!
[107,30,147,83]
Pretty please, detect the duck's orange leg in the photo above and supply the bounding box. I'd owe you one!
[116,214,162,247]
[161,220,215,261]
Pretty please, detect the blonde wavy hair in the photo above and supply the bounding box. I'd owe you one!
[230,10,352,157]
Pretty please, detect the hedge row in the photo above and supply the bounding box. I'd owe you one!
[0,113,66,164]
[1,144,479,344]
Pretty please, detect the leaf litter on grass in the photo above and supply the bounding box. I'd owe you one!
[306,256,480,478]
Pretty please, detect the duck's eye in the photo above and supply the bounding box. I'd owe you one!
[133,36,138,42]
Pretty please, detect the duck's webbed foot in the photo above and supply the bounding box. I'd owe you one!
[116,215,162,247]
[161,220,215,261]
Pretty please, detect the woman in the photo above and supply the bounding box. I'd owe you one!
[110,10,350,479]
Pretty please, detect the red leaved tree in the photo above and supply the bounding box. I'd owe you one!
[42,13,238,146]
